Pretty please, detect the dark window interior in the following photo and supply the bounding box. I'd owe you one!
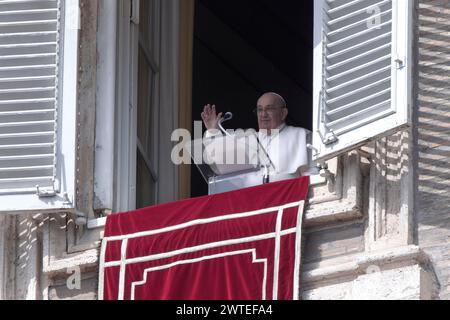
[191,0,313,197]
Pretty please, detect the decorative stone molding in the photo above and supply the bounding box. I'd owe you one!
[44,213,101,277]
[363,130,414,252]
[43,248,99,277]
[301,245,435,300]
[305,152,363,227]
[303,245,426,283]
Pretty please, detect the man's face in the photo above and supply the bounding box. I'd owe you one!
[256,94,288,130]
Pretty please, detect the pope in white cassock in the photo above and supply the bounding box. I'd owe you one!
[201,92,311,183]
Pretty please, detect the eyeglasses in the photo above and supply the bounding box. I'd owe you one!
[253,106,285,115]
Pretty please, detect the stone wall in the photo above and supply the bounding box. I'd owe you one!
[416,0,450,300]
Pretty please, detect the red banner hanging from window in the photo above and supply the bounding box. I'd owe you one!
[99,177,309,300]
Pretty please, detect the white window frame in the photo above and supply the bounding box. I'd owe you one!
[136,0,162,209]
[109,0,180,215]
[0,0,79,213]
[94,0,118,213]
[113,0,139,213]
[312,0,413,162]
[89,0,180,228]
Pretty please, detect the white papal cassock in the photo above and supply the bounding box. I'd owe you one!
[205,123,311,183]
[257,123,310,182]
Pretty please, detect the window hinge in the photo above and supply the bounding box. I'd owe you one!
[36,185,57,198]
[395,57,405,69]
[62,193,89,226]
[130,0,139,24]
[62,192,73,206]
[36,179,60,198]
[320,130,339,145]
[318,162,336,186]
[73,211,88,226]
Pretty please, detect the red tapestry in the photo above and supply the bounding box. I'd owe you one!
[99,177,309,300]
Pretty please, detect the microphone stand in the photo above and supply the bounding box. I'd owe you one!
[218,112,271,184]
[263,165,270,184]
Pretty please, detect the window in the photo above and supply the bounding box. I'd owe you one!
[191,0,313,197]
[112,0,180,213]
[0,0,78,212]
[312,0,412,161]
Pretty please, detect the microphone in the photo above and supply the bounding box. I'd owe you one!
[218,112,233,137]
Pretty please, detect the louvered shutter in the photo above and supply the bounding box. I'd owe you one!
[0,0,78,212]
[312,0,412,161]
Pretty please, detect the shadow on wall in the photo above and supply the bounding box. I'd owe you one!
[15,215,48,300]
[371,129,410,240]
[416,1,450,299]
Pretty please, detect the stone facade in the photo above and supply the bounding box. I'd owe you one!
[416,0,450,300]
[0,0,449,300]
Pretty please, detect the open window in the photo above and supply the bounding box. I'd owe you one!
[0,0,78,213]
[111,0,181,213]
[191,0,314,197]
[312,0,412,161]
[107,0,414,208]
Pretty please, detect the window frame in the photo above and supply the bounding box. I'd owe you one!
[136,0,161,209]
[109,0,180,215]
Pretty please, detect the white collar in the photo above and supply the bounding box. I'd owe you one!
[259,123,287,138]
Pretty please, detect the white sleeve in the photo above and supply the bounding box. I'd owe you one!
[289,127,309,174]
[204,128,223,139]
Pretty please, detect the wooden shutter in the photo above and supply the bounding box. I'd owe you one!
[0,0,78,212]
[312,0,412,161]
[0,0,60,193]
